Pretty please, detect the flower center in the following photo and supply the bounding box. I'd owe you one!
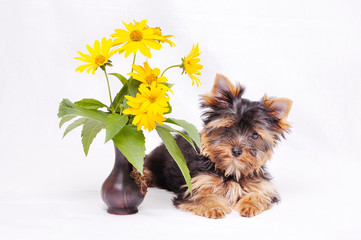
[149,97,156,103]
[145,74,158,84]
[95,55,106,65]
[130,30,143,41]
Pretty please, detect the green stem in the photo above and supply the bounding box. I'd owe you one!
[161,64,182,77]
[103,68,114,113]
[131,53,136,73]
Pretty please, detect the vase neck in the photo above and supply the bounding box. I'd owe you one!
[113,144,130,169]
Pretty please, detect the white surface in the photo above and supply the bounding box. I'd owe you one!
[1,0,361,239]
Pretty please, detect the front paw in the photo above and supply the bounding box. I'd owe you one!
[239,202,263,217]
[176,196,231,219]
[234,194,272,218]
[196,207,229,219]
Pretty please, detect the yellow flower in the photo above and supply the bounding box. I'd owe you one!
[111,20,162,58]
[152,27,175,47]
[128,62,168,86]
[74,37,117,74]
[123,83,170,132]
[181,43,203,87]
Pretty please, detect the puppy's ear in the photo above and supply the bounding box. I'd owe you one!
[263,95,293,131]
[211,74,236,97]
[202,74,243,109]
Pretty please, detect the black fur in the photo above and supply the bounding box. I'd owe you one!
[145,134,206,194]
[144,86,281,197]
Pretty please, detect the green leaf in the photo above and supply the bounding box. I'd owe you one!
[164,102,172,115]
[63,117,88,138]
[127,78,141,97]
[165,118,201,149]
[58,99,109,123]
[105,114,128,143]
[74,98,108,110]
[112,84,128,113]
[156,127,192,194]
[109,73,128,85]
[163,82,175,89]
[158,124,197,151]
[81,119,104,156]
[112,125,146,174]
[59,115,76,128]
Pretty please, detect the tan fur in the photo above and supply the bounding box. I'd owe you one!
[277,119,292,132]
[255,128,277,147]
[202,74,242,106]
[200,133,246,180]
[211,74,236,96]
[177,173,278,218]
[224,180,244,205]
[143,168,154,187]
[261,150,273,165]
[177,195,231,219]
[233,193,272,217]
[263,96,293,132]
[221,148,256,178]
[206,117,235,130]
[182,174,225,197]
[200,130,213,158]
[233,178,279,217]
[177,174,234,219]
[201,94,221,107]
[201,129,274,179]
[242,176,277,195]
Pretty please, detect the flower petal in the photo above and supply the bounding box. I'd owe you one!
[137,42,152,58]
[143,39,162,50]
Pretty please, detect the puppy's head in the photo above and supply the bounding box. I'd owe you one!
[200,74,292,179]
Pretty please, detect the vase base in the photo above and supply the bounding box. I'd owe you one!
[107,207,138,215]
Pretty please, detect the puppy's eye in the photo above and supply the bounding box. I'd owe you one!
[224,127,230,132]
[251,132,259,139]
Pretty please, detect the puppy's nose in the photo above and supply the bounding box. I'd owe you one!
[231,147,242,157]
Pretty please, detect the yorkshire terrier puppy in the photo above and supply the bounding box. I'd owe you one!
[144,74,292,218]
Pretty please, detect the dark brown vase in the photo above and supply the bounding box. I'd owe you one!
[101,144,147,215]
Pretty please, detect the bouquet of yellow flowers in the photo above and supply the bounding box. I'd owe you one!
[57,20,202,192]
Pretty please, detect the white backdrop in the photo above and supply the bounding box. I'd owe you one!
[1,0,361,239]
